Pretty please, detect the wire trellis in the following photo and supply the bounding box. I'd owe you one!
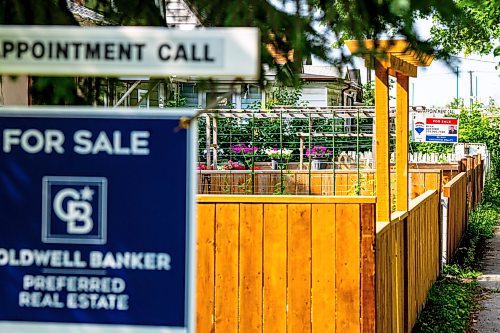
[196,107,397,196]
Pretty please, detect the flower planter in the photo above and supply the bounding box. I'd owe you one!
[271,159,286,170]
[311,159,326,170]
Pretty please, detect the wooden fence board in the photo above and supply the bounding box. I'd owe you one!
[288,204,312,333]
[239,204,263,332]
[336,173,348,195]
[321,173,334,195]
[195,155,484,333]
[375,226,389,333]
[347,173,359,195]
[311,203,336,333]
[215,203,239,331]
[198,169,442,200]
[196,196,376,333]
[443,172,467,262]
[335,203,361,332]
[360,204,376,333]
[310,174,322,195]
[196,203,215,333]
[263,204,287,333]
[376,190,441,332]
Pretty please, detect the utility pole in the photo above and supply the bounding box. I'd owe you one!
[412,82,415,106]
[475,76,478,103]
[455,67,459,101]
[367,56,372,82]
[468,70,473,109]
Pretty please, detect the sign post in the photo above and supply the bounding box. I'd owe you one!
[0,107,197,333]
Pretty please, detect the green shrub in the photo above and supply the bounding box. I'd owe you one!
[468,204,498,239]
[462,203,498,267]
[413,277,479,333]
[483,170,500,208]
[414,188,498,332]
[443,264,480,279]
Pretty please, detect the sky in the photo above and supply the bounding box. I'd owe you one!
[317,19,499,108]
[411,55,498,108]
[268,0,499,107]
[404,19,499,108]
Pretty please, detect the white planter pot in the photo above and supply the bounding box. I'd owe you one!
[311,159,326,170]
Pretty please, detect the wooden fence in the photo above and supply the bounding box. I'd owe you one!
[198,169,443,199]
[442,173,467,263]
[196,195,376,333]
[441,155,484,263]
[194,154,485,332]
[460,155,484,211]
[376,190,441,333]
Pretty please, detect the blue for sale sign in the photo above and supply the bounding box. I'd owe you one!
[0,107,196,333]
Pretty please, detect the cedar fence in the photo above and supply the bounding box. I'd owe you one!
[195,154,485,332]
[198,168,445,199]
[196,196,376,333]
[442,154,484,263]
[376,190,440,332]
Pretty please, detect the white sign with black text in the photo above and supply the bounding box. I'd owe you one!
[0,26,259,78]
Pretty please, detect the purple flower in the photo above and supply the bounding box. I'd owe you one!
[306,146,331,159]
[231,144,258,155]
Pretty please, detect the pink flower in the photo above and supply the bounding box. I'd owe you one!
[306,146,331,159]
[231,144,258,155]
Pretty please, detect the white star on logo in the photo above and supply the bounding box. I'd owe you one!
[80,186,94,201]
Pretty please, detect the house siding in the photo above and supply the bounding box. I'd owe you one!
[298,84,328,107]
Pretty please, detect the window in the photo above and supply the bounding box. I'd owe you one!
[206,92,234,109]
[137,89,149,108]
[241,84,262,109]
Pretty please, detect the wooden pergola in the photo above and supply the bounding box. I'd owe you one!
[346,39,434,222]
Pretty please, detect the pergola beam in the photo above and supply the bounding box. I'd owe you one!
[203,107,398,119]
[364,55,418,77]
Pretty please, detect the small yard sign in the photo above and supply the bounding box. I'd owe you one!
[0,107,196,333]
[412,114,459,143]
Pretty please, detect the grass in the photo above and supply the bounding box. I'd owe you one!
[413,174,499,333]
[412,277,480,333]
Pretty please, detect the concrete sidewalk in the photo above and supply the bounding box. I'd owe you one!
[472,226,500,332]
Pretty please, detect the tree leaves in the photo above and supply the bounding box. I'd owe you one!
[2,0,496,104]
[430,0,500,56]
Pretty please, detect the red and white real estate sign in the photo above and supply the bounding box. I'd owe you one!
[413,115,459,143]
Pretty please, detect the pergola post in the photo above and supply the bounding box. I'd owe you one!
[205,114,211,168]
[374,59,391,222]
[345,39,434,220]
[396,73,409,211]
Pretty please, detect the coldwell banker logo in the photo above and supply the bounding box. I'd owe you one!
[42,176,107,244]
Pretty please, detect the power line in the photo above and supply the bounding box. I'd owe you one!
[449,55,497,63]
[420,70,499,76]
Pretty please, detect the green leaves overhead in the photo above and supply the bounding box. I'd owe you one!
[430,0,500,57]
[0,0,77,25]
[1,0,495,65]
[189,0,465,76]
[0,0,165,26]
[1,0,497,92]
